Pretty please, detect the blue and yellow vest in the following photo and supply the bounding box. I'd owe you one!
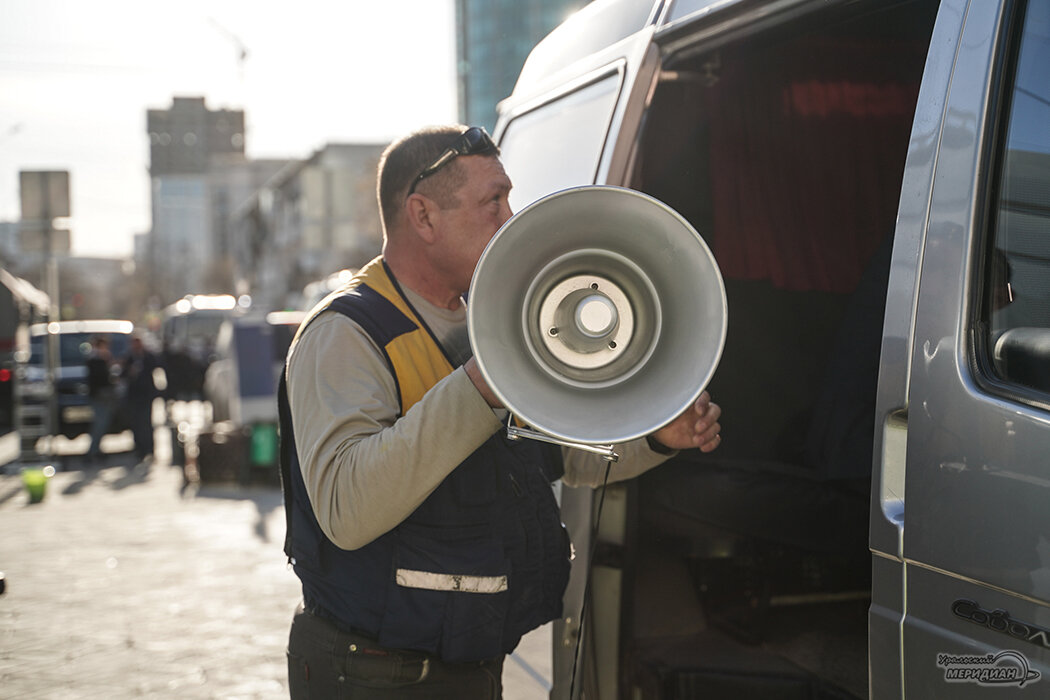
[278,257,571,662]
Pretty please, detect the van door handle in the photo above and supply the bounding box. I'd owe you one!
[876,409,908,557]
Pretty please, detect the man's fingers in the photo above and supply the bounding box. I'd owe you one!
[693,398,721,427]
[699,432,722,453]
[696,419,721,442]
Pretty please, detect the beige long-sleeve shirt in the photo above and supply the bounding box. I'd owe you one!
[286,284,673,551]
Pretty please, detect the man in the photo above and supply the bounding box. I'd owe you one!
[85,336,117,462]
[120,334,161,463]
[280,125,721,698]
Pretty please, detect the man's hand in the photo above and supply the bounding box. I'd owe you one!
[649,391,721,453]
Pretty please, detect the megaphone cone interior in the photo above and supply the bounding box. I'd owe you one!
[468,186,727,445]
[528,249,658,385]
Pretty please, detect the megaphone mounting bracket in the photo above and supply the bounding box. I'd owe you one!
[506,423,619,462]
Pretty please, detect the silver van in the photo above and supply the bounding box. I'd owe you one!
[491,0,1050,697]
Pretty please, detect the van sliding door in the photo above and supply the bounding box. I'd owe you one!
[881,0,1050,696]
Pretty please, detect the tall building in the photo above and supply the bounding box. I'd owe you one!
[145,97,265,302]
[455,0,591,131]
[148,96,245,176]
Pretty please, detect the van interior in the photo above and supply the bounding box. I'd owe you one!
[617,0,940,697]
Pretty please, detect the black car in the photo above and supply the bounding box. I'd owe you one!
[22,320,134,438]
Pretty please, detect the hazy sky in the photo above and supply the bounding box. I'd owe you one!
[0,0,458,258]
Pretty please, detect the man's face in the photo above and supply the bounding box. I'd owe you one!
[431,155,513,295]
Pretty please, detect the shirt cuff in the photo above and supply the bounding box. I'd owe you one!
[645,435,678,455]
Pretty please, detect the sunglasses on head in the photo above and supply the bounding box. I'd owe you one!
[407,126,499,196]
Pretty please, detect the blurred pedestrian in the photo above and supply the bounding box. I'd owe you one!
[85,336,118,462]
[161,340,197,402]
[121,334,162,462]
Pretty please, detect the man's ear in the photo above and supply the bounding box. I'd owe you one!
[405,193,440,244]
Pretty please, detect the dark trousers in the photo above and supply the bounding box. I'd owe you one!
[287,604,504,699]
[126,396,154,459]
[87,391,116,457]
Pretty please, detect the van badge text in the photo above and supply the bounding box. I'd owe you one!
[952,599,1050,652]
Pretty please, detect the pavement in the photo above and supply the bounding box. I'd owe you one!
[0,411,553,699]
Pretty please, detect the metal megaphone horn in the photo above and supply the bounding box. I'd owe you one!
[468,185,727,460]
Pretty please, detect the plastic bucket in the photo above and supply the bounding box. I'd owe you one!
[22,467,53,504]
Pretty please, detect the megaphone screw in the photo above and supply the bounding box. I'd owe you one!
[548,327,559,336]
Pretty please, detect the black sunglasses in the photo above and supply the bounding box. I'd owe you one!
[407,126,499,196]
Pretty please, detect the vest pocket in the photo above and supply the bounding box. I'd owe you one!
[380,525,510,663]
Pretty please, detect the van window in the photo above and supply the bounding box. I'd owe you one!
[984,1,1050,397]
[29,332,131,367]
[234,324,277,399]
[498,72,621,211]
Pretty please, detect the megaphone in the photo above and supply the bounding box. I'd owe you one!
[468,185,727,453]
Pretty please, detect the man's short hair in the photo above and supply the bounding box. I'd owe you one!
[377,125,474,233]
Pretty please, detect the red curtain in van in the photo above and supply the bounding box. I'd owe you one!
[707,36,922,293]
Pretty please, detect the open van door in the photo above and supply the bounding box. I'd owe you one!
[872,0,1050,696]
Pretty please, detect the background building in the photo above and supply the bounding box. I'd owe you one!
[145,97,291,304]
[232,143,385,312]
[0,222,19,265]
[455,0,591,130]
[147,96,245,174]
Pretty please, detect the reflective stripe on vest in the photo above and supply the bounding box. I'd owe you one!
[396,568,509,594]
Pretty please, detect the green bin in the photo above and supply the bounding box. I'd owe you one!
[250,423,278,467]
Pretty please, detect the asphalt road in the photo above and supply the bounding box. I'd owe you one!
[0,414,553,699]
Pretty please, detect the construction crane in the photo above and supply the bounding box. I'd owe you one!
[208,18,249,82]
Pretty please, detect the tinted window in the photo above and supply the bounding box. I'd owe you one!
[271,323,298,364]
[163,309,234,362]
[984,1,1050,396]
[29,332,131,366]
[499,73,622,211]
[235,324,277,398]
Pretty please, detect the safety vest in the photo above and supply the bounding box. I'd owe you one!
[278,257,571,662]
